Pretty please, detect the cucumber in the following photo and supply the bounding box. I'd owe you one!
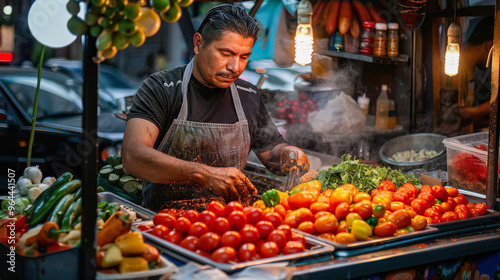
[108,173,120,185]
[29,179,81,227]
[119,175,135,185]
[99,167,114,179]
[25,172,73,219]
[47,193,75,226]
[113,164,124,176]
[61,197,82,230]
[123,181,139,195]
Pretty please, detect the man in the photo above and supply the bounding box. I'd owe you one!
[458,16,494,133]
[121,5,310,211]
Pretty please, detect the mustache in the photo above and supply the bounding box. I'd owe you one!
[216,71,239,79]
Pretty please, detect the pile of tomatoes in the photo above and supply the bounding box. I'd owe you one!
[270,180,490,244]
[139,201,310,263]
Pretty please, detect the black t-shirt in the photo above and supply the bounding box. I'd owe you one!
[127,65,285,154]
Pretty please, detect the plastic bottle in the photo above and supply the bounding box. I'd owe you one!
[360,21,375,55]
[357,94,370,115]
[375,84,389,131]
[387,23,399,57]
[388,99,396,129]
[373,23,387,56]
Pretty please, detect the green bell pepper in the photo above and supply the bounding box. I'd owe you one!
[262,189,280,207]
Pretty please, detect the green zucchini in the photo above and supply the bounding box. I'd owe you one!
[26,172,73,219]
[60,197,82,230]
[47,193,75,226]
[29,179,81,226]
[74,187,82,200]
[72,214,81,227]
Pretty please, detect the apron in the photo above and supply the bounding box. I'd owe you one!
[142,59,251,211]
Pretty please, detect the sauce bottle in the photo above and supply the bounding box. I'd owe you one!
[375,84,389,131]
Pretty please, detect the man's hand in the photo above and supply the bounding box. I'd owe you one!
[203,167,257,202]
[280,146,310,175]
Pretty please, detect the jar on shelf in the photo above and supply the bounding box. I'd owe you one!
[387,22,399,57]
[360,21,375,55]
[373,23,387,56]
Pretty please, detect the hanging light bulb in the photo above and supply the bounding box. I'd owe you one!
[444,23,461,76]
[294,0,313,66]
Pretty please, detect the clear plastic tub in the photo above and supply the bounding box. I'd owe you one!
[442,131,492,194]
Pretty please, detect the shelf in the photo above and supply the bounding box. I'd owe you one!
[316,49,410,65]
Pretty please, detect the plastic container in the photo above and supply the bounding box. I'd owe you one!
[388,99,396,129]
[375,84,389,131]
[360,21,375,55]
[442,131,492,194]
[357,94,370,115]
[387,22,399,57]
[373,23,387,56]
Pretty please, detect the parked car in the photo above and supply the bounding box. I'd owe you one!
[0,67,125,194]
[44,59,141,111]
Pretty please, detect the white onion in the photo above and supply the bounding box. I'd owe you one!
[38,183,50,192]
[41,177,56,186]
[24,166,43,184]
[16,178,33,196]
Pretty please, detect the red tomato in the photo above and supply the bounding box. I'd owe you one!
[310,202,329,214]
[281,197,290,210]
[314,214,338,233]
[175,217,192,234]
[467,202,475,211]
[151,224,170,239]
[441,211,458,223]
[153,213,177,229]
[211,246,236,263]
[445,187,459,197]
[281,241,305,255]
[274,204,287,219]
[390,201,405,212]
[221,231,242,248]
[267,230,288,249]
[440,202,452,213]
[329,191,353,213]
[295,208,314,224]
[243,207,264,224]
[424,208,441,223]
[318,232,336,241]
[374,221,398,237]
[284,215,298,228]
[183,210,199,224]
[410,215,427,231]
[352,201,373,219]
[370,189,379,200]
[432,204,445,216]
[410,198,430,215]
[209,217,231,236]
[288,191,318,210]
[336,221,349,234]
[195,249,212,259]
[420,185,433,194]
[198,232,221,252]
[165,229,184,244]
[239,224,260,243]
[378,180,396,192]
[453,194,469,205]
[400,183,418,199]
[454,204,472,219]
[418,193,436,207]
[276,224,292,240]
[297,221,315,234]
[198,210,217,227]
[290,232,307,247]
[264,212,284,228]
[238,243,257,261]
[353,192,371,203]
[473,202,489,215]
[314,211,332,220]
[387,209,411,228]
[224,201,244,217]
[255,220,275,239]
[393,190,411,206]
[207,201,226,217]
[180,236,199,251]
[432,185,449,201]
[447,197,457,210]
[227,210,247,231]
[136,224,152,231]
[259,242,280,258]
[188,222,209,237]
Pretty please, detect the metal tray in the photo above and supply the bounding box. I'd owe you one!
[142,229,335,273]
[428,209,500,231]
[295,226,439,251]
[97,191,156,221]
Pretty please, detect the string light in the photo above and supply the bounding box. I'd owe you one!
[294,0,313,66]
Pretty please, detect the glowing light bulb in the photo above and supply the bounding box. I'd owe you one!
[444,23,461,77]
[444,43,460,76]
[294,0,313,66]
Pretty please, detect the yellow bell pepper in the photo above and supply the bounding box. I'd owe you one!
[351,220,373,241]
[263,206,275,214]
[114,231,146,256]
[252,200,266,209]
[276,190,289,201]
[119,257,149,273]
[289,180,322,195]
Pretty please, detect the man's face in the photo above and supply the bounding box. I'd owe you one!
[193,31,254,88]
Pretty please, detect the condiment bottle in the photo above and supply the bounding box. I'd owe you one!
[387,23,399,57]
[388,99,396,129]
[373,23,387,56]
[357,94,370,115]
[375,84,389,131]
[360,21,375,55]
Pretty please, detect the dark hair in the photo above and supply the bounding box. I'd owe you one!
[196,4,260,46]
[467,16,494,45]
